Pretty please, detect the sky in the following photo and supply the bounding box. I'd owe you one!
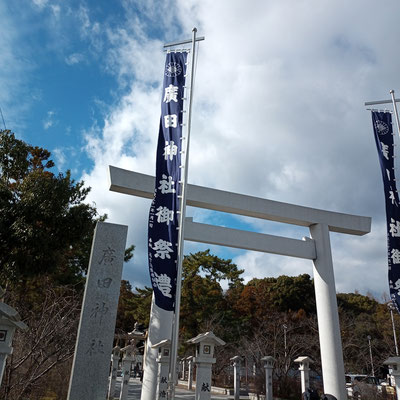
[2,0,400,299]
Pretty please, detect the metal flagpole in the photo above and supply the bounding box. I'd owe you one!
[167,27,201,399]
[390,90,400,139]
[389,302,399,356]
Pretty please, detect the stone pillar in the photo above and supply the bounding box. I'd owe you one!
[68,222,128,400]
[187,356,194,390]
[0,298,28,386]
[119,344,135,400]
[230,356,241,400]
[181,358,186,380]
[310,223,346,400]
[187,332,225,400]
[294,356,313,394]
[384,357,400,399]
[152,339,171,400]
[108,345,120,400]
[261,356,274,400]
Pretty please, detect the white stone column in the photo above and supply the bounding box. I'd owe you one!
[294,356,312,394]
[187,356,194,390]
[310,223,346,400]
[108,345,120,400]
[230,356,241,400]
[261,356,274,400]
[384,357,400,399]
[119,344,135,400]
[152,339,171,400]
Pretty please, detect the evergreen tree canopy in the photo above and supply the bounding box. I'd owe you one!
[0,129,103,284]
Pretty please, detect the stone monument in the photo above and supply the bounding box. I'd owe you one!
[67,222,128,400]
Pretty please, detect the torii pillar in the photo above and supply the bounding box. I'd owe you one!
[108,166,371,400]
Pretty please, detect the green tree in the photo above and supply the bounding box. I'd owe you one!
[0,129,103,285]
[268,274,316,314]
[116,281,152,332]
[0,129,135,399]
[182,250,244,287]
[180,250,244,344]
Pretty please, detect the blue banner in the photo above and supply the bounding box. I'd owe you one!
[372,111,400,311]
[148,52,187,311]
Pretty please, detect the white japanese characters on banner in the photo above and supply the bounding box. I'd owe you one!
[372,111,400,312]
[148,52,188,311]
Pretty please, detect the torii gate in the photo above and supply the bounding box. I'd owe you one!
[109,165,371,400]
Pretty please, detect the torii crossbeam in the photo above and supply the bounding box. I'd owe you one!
[109,165,371,400]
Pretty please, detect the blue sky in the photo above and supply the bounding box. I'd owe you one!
[3,0,400,298]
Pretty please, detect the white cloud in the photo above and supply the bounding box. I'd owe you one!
[65,52,85,65]
[80,0,400,296]
[32,0,48,8]
[43,110,56,130]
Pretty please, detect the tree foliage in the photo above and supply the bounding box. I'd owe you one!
[0,129,104,285]
[0,129,135,399]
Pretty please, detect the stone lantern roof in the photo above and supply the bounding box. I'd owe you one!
[294,356,313,364]
[0,298,28,331]
[186,331,225,346]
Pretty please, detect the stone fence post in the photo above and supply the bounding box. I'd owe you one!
[230,356,241,400]
[108,345,120,400]
[187,356,194,390]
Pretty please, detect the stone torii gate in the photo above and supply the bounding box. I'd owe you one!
[109,165,371,400]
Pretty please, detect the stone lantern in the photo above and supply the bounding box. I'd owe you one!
[187,331,225,400]
[0,296,28,386]
[383,357,400,399]
[119,343,136,400]
[151,339,171,399]
[294,356,313,394]
[261,356,275,400]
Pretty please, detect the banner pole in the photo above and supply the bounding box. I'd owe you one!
[168,27,198,399]
[390,90,400,138]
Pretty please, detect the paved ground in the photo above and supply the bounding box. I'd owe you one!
[113,377,248,399]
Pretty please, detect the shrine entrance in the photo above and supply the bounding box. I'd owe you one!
[109,165,371,400]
